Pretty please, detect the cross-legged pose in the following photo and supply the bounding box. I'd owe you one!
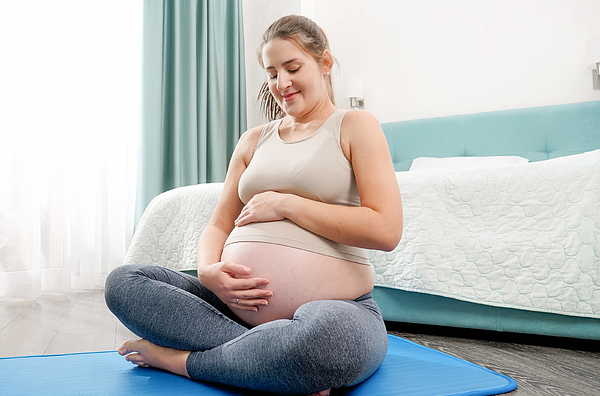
[105,14,403,396]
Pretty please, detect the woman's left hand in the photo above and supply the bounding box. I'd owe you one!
[234,191,288,227]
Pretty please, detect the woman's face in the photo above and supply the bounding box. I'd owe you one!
[262,38,330,118]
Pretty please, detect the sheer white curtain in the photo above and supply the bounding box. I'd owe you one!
[0,1,142,298]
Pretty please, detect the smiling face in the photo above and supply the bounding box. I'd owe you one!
[262,38,332,118]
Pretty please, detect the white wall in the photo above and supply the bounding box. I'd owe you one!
[243,0,600,126]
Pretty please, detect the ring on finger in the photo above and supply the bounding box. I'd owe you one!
[235,298,239,304]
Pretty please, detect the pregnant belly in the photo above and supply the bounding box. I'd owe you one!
[221,241,374,327]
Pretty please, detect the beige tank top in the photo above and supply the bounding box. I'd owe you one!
[225,109,369,265]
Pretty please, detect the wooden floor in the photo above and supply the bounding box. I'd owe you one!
[0,289,137,357]
[387,323,600,396]
[1,290,598,395]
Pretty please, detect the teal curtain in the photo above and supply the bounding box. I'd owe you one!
[136,0,246,223]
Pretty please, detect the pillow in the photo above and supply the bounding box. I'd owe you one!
[409,156,529,171]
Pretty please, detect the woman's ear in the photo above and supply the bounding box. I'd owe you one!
[322,49,334,75]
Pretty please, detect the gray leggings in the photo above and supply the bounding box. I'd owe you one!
[105,264,388,395]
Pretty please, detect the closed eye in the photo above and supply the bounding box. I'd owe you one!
[267,67,300,80]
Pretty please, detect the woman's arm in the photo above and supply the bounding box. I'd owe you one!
[234,110,403,252]
[196,125,273,311]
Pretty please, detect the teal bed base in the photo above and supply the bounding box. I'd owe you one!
[377,100,600,340]
[372,287,600,340]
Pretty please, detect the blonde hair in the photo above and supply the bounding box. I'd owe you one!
[257,15,336,121]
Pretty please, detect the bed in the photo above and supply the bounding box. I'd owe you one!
[124,100,600,340]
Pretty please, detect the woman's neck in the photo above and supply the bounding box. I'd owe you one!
[285,100,337,127]
[279,101,338,142]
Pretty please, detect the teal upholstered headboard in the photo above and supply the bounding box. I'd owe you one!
[382,101,600,171]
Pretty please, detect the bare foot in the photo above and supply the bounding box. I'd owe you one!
[118,339,190,378]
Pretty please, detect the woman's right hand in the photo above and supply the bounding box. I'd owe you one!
[198,262,272,312]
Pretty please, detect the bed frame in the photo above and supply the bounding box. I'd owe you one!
[376,100,600,340]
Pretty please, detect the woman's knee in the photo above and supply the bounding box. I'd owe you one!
[289,300,388,386]
[104,264,145,313]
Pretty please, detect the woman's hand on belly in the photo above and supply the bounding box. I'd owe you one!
[198,261,273,311]
[222,241,374,327]
[235,191,287,227]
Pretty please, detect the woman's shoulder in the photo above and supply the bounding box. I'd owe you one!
[341,109,380,125]
[242,118,278,143]
[230,124,263,164]
[242,123,266,140]
[340,110,384,140]
[236,120,280,160]
[241,117,283,141]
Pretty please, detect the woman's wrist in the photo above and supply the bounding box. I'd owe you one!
[197,262,217,287]
[280,193,299,220]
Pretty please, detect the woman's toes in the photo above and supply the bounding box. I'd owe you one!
[124,352,148,367]
[118,340,135,355]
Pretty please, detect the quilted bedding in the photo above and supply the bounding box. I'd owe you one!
[369,149,600,318]
[125,149,600,319]
[125,182,223,271]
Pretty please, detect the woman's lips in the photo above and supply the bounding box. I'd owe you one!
[282,91,299,102]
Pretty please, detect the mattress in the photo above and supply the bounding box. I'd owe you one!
[368,149,600,319]
[125,182,223,270]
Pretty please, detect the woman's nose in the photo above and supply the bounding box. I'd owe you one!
[277,73,291,91]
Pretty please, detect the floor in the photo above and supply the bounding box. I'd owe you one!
[1,290,598,395]
[387,323,600,396]
[0,289,136,357]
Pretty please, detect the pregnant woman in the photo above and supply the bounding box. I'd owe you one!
[105,15,402,396]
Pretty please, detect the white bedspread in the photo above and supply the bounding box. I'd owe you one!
[369,149,600,318]
[125,182,223,271]
[125,150,600,319]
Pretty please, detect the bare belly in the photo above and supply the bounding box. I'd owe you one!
[221,241,374,327]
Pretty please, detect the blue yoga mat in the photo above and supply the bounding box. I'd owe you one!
[0,335,516,396]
